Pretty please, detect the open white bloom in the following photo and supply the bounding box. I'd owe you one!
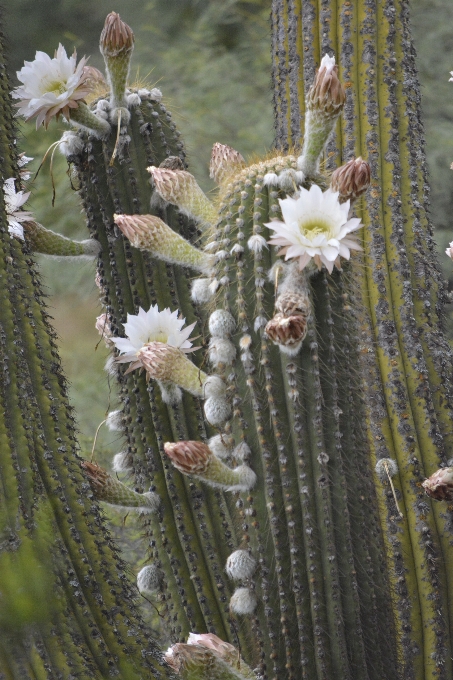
[12,44,91,128]
[266,184,362,273]
[450,71,453,83]
[112,305,197,370]
[4,178,32,240]
[446,241,453,259]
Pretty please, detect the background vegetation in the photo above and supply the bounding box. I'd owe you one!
[3,0,452,579]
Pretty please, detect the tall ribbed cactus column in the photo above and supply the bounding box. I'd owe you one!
[272,1,453,678]
[0,19,172,680]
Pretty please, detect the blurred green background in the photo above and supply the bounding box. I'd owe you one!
[4,0,453,587]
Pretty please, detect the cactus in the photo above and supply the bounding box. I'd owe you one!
[8,3,453,680]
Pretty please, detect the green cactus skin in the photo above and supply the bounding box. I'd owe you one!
[270,0,453,678]
[69,91,246,647]
[0,23,174,680]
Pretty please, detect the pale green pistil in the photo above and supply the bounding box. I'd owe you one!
[43,80,68,96]
[298,216,333,238]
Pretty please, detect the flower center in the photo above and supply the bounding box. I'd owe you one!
[147,328,169,345]
[298,216,333,240]
[42,79,68,96]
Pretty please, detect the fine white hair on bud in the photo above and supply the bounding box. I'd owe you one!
[59,131,85,158]
[158,380,182,405]
[137,565,162,594]
[239,334,252,350]
[208,434,234,460]
[231,244,244,256]
[104,355,119,376]
[204,396,232,427]
[375,458,399,482]
[106,410,123,431]
[191,277,213,304]
[263,172,279,186]
[137,88,151,98]
[225,550,256,581]
[320,53,336,75]
[203,375,227,399]
[112,451,133,473]
[208,338,236,367]
[96,99,110,111]
[209,310,236,338]
[229,587,257,615]
[209,278,220,295]
[226,465,256,492]
[127,92,141,106]
[247,234,268,253]
[95,109,109,121]
[149,88,162,101]
[254,316,268,332]
[232,441,251,462]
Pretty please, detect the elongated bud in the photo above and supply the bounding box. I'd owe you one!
[330,157,371,203]
[148,166,217,228]
[23,220,101,258]
[209,143,246,184]
[114,213,214,274]
[265,290,310,354]
[135,342,207,396]
[186,634,256,680]
[165,641,253,680]
[82,65,107,91]
[100,12,135,112]
[81,461,159,512]
[422,467,453,501]
[298,54,346,176]
[164,441,256,492]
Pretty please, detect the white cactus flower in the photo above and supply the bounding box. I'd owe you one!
[446,241,453,259]
[266,184,362,273]
[12,44,91,128]
[112,305,196,370]
[4,178,32,240]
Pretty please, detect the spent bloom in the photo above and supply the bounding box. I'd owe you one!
[266,184,362,273]
[4,178,32,240]
[12,44,91,128]
[111,305,196,370]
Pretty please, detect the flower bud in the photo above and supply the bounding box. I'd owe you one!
[114,213,214,273]
[265,290,310,354]
[159,155,185,171]
[422,467,453,501]
[229,587,257,615]
[308,54,346,117]
[135,342,207,397]
[209,142,246,184]
[330,157,371,203]
[225,550,256,580]
[137,565,162,595]
[100,12,135,58]
[148,166,217,228]
[164,441,211,475]
[81,461,159,512]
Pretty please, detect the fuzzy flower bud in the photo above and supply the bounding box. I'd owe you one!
[209,309,236,338]
[186,634,256,680]
[159,156,185,171]
[137,565,162,595]
[164,441,256,492]
[209,143,246,184]
[166,635,255,680]
[298,54,346,175]
[114,213,214,274]
[330,157,371,203]
[225,550,256,581]
[229,587,257,615]
[100,12,135,112]
[265,290,311,355]
[422,467,453,501]
[81,461,159,512]
[136,342,207,397]
[148,166,217,228]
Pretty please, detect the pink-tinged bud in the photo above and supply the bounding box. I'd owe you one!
[164,440,256,492]
[135,342,207,396]
[100,12,135,58]
[446,241,453,260]
[80,461,159,512]
[95,313,114,347]
[422,467,453,501]
[148,166,217,228]
[114,213,214,273]
[265,291,310,354]
[164,441,211,475]
[186,633,255,677]
[330,157,371,202]
[82,65,107,91]
[209,143,246,184]
[165,636,256,680]
[308,54,346,117]
[159,156,185,171]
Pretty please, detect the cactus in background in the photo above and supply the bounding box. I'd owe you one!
[0,17,175,680]
[10,3,453,680]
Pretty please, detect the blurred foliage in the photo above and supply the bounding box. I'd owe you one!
[3,0,453,625]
